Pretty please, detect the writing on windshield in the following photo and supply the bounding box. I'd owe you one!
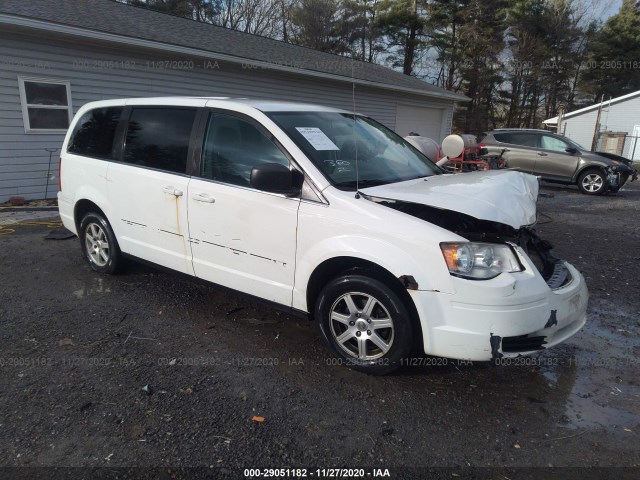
[267,112,441,190]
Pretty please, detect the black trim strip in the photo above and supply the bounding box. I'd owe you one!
[121,219,146,227]
[158,229,183,237]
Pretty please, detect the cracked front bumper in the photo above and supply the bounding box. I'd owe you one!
[411,260,588,361]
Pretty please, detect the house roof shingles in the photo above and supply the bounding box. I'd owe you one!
[0,0,468,101]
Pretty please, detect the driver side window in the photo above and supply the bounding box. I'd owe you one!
[540,135,569,153]
[200,113,290,187]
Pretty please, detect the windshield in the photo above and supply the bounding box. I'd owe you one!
[267,112,441,189]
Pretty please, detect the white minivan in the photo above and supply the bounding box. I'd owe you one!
[58,97,588,374]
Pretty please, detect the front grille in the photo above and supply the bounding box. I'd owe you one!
[502,334,547,353]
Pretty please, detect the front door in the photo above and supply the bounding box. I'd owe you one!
[534,134,580,180]
[187,110,300,306]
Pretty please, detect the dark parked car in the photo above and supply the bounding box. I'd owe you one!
[480,129,636,194]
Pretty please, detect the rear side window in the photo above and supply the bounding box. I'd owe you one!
[123,108,196,174]
[494,132,538,148]
[68,107,123,159]
[493,133,511,143]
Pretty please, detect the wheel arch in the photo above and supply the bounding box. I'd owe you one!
[74,199,108,233]
[305,256,424,350]
[572,164,608,184]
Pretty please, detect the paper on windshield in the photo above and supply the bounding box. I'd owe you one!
[295,127,339,151]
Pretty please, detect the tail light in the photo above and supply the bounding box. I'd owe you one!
[478,143,485,149]
[58,157,62,192]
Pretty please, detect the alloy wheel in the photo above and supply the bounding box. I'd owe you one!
[329,292,394,360]
[581,173,604,193]
[84,222,110,267]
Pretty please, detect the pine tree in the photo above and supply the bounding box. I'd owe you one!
[453,0,508,134]
[581,0,640,100]
[376,0,426,75]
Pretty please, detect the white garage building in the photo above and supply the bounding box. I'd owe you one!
[0,0,467,203]
[544,90,640,160]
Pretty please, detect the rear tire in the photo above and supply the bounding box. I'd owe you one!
[577,169,607,195]
[79,212,123,274]
[315,274,415,375]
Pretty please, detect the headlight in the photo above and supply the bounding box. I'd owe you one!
[440,242,523,279]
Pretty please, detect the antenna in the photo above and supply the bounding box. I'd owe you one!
[351,58,359,199]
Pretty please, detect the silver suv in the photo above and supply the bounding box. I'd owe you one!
[480,129,636,195]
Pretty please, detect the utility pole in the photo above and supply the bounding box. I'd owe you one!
[281,0,288,43]
[590,95,604,151]
[556,103,565,134]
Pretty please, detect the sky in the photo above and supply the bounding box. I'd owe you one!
[576,0,623,23]
[605,0,623,16]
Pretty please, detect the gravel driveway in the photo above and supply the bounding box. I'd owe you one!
[1,181,638,478]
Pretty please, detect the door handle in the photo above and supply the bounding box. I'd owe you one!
[163,186,183,196]
[537,152,548,156]
[192,193,215,204]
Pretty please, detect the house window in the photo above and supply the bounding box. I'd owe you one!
[18,77,72,133]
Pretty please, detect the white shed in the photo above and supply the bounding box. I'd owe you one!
[543,91,640,160]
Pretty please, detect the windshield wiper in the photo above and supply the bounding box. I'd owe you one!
[409,173,436,180]
[334,179,390,188]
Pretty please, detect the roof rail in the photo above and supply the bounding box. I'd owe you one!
[492,128,550,132]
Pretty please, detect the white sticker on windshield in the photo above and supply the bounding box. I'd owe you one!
[295,127,340,151]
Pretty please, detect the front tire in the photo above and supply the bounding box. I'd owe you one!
[577,169,607,195]
[79,212,123,274]
[315,274,415,375]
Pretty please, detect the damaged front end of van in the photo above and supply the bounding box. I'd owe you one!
[359,170,588,361]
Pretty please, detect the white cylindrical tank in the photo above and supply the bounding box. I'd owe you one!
[403,134,440,162]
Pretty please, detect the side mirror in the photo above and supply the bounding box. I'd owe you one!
[250,163,302,197]
[565,147,578,155]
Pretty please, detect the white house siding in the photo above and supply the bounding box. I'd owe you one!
[0,29,455,202]
[562,111,599,150]
[561,95,640,159]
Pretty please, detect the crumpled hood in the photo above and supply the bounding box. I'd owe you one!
[359,170,539,229]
